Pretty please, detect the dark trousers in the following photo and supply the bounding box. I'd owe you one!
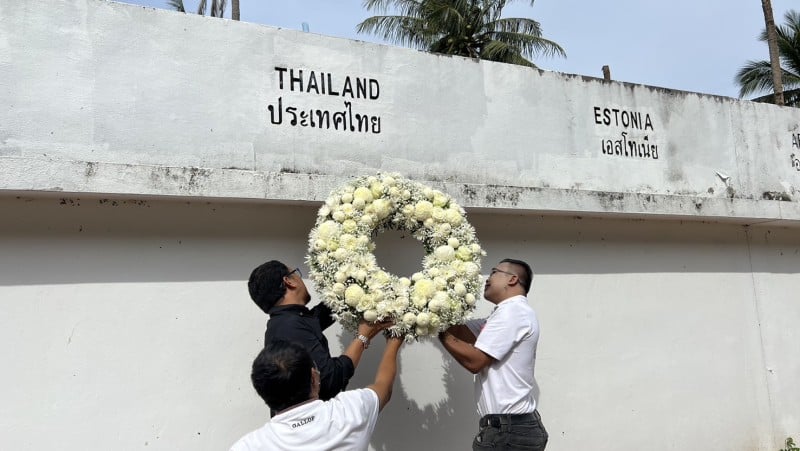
[472,410,548,451]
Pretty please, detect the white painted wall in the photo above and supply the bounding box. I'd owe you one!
[1,1,799,450]
[1,194,797,450]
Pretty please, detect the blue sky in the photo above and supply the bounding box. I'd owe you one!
[116,0,795,99]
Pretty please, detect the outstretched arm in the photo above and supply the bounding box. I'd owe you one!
[366,337,403,411]
[342,320,390,369]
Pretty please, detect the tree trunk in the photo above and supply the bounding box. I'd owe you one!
[232,0,240,21]
[762,0,784,106]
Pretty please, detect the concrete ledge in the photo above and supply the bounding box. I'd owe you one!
[3,156,798,226]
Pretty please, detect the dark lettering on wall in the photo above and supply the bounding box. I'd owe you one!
[273,66,380,99]
[269,66,382,134]
[593,106,659,160]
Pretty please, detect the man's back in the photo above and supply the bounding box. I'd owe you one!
[231,388,380,451]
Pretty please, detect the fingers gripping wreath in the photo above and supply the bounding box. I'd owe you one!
[307,173,485,340]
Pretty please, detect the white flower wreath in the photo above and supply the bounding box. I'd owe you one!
[306,173,485,340]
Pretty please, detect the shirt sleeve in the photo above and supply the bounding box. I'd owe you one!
[310,302,335,331]
[474,305,529,361]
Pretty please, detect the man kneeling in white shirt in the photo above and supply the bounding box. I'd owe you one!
[230,337,403,451]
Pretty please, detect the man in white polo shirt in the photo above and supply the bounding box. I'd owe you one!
[230,337,403,451]
[439,258,548,450]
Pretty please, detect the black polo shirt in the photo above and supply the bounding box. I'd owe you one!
[264,303,355,401]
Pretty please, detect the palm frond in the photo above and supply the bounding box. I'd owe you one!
[166,0,185,13]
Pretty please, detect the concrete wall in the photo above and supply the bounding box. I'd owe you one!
[1,0,799,450]
[3,0,800,223]
[0,194,797,450]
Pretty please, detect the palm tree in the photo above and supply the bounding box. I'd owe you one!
[736,9,800,104]
[167,0,233,19]
[357,0,565,68]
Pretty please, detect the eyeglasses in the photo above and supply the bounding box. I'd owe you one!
[285,267,302,278]
[490,267,517,277]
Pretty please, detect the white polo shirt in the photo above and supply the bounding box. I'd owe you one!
[230,388,380,451]
[466,295,540,417]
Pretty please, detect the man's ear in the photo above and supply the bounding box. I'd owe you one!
[283,275,300,290]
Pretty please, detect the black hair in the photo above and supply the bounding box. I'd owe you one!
[251,340,314,412]
[248,260,289,314]
[500,258,533,294]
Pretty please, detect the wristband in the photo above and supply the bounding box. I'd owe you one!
[356,334,370,349]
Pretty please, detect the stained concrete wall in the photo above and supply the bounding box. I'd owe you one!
[3,0,800,223]
[1,0,799,450]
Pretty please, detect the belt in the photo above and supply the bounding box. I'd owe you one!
[479,411,540,428]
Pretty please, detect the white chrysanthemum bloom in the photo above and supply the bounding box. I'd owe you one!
[416,312,431,327]
[411,294,427,308]
[326,240,339,251]
[316,220,339,241]
[402,189,412,200]
[470,243,482,254]
[413,279,436,299]
[363,310,379,322]
[388,186,400,197]
[398,277,411,287]
[325,195,340,208]
[464,262,480,276]
[353,198,366,210]
[448,238,460,248]
[341,203,355,217]
[456,246,472,261]
[359,214,374,226]
[372,199,390,219]
[402,312,416,326]
[434,245,455,262]
[431,207,446,222]
[383,175,396,187]
[342,219,357,234]
[332,210,346,223]
[353,186,374,203]
[341,192,354,204]
[453,282,467,296]
[432,193,448,207]
[355,269,367,282]
[423,188,435,199]
[333,248,348,261]
[344,285,364,306]
[319,205,331,218]
[313,239,327,251]
[413,201,433,221]
[444,208,463,226]
[334,271,347,283]
[411,272,424,282]
[332,283,346,296]
[465,293,477,305]
[370,182,384,198]
[433,277,447,290]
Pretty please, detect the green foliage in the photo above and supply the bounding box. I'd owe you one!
[736,10,800,100]
[780,437,800,451]
[357,0,565,68]
[166,0,227,17]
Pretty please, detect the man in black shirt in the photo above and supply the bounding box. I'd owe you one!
[248,260,386,400]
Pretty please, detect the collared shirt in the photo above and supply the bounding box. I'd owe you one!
[466,295,540,416]
[265,303,354,401]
